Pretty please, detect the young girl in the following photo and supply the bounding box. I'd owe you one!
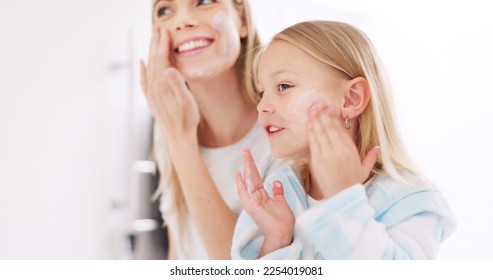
[139,0,278,259]
[231,20,456,259]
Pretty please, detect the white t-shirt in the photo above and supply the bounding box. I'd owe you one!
[156,122,278,259]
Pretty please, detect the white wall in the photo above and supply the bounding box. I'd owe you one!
[0,1,151,259]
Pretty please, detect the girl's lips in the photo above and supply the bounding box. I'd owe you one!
[265,125,285,136]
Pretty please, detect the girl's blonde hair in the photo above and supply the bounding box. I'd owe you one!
[151,0,261,251]
[255,20,422,187]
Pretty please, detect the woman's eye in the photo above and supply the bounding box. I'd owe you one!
[197,0,215,6]
[156,7,172,17]
[277,83,293,92]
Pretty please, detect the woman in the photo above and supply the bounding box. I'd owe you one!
[139,0,277,259]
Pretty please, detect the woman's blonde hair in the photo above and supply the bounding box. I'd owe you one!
[254,20,422,187]
[151,0,261,251]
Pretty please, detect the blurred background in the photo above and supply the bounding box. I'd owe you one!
[0,0,491,259]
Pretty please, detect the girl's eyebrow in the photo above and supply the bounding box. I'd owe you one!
[270,69,299,79]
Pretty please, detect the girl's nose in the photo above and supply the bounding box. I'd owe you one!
[257,96,274,115]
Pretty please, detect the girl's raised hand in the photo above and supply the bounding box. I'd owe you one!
[236,149,295,256]
[139,27,200,143]
[307,101,380,198]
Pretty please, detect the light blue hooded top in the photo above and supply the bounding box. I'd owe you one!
[231,164,456,259]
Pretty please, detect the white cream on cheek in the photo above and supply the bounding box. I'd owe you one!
[285,90,329,125]
[212,10,225,29]
[212,10,240,66]
[187,11,239,79]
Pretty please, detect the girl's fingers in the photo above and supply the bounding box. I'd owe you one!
[308,102,331,151]
[242,148,263,194]
[307,121,321,155]
[235,171,250,202]
[271,181,286,202]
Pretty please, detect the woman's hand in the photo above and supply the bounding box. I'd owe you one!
[307,101,380,198]
[139,27,200,143]
[236,149,295,256]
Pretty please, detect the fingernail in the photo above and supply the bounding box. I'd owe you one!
[273,181,281,188]
[309,103,319,115]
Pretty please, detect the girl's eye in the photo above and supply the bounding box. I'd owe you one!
[156,7,172,18]
[197,0,215,6]
[277,83,293,92]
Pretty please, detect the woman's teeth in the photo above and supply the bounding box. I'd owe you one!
[177,40,211,53]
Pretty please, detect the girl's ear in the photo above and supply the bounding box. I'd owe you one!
[341,77,370,118]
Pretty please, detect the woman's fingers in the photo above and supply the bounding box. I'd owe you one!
[156,27,171,69]
[139,60,148,95]
[163,68,192,104]
[147,26,160,68]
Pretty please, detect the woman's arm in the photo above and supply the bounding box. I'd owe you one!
[141,27,237,259]
[168,138,238,259]
[167,227,177,260]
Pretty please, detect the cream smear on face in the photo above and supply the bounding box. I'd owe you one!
[286,90,328,126]
[188,11,240,78]
[212,10,241,69]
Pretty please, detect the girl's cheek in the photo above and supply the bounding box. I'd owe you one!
[286,90,327,124]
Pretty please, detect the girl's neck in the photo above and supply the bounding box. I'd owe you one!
[188,68,257,148]
[306,174,325,201]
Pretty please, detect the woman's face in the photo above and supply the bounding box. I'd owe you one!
[152,0,247,82]
[256,40,348,160]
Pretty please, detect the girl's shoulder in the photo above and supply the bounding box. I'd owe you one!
[367,174,456,239]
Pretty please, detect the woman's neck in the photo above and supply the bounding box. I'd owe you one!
[188,69,257,148]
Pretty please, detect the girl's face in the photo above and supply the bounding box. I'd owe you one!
[256,40,348,160]
[152,0,247,81]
